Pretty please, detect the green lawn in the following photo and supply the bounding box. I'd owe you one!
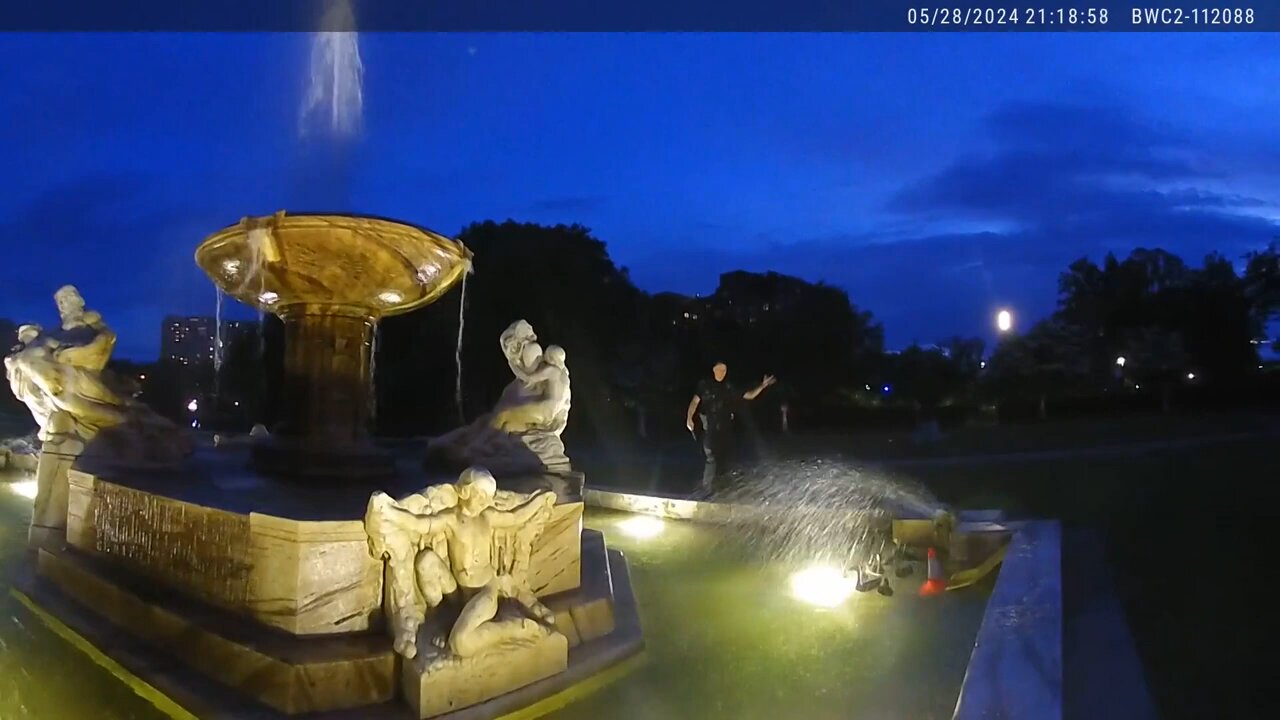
[776,411,1280,461]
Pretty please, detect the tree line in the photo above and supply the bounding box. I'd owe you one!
[4,223,1278,443]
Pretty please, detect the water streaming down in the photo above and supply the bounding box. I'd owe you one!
[712,459,946,571]
[368,323,380,425]
[213,287,225,399]
[454,269,470,424]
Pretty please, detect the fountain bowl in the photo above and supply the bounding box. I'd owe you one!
[195,212,471,317]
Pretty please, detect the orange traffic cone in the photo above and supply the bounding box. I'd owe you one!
[918,547,947,596]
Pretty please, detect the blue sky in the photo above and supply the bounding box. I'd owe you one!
[2,33,1278,358]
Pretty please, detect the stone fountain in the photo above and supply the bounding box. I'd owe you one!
[195,211,471,479]
[10,211,643,719]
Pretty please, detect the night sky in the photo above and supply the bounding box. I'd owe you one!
[2,33,1277,359]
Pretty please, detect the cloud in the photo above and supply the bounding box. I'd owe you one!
[887,101,1276,244]
[625,101,1280,347]
[0,174,237,358]
[527,195,608,214]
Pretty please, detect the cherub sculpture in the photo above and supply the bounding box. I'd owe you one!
[427,320,573,475]
[364,467,560,661]
[3,286,189,464]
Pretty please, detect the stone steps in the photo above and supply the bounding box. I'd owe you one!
[16,531,644,720]
[30,546,396,715]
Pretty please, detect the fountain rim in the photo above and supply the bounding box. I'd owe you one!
[195,211,473,319]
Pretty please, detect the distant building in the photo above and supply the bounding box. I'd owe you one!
[0,318,17,352]
[161,316,216,366]
[712,270,808,325]
[651,292,708,328]
[160,316,260,366]
[221,320,261,354]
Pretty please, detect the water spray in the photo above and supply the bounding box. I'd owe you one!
[369,323,381,425]
[300,0,363,140]
[454,262,473,425]
[214,287,225,400]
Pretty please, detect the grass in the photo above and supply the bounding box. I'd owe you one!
[775,410,1280,460]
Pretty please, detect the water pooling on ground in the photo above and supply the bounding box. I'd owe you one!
[0,471,170,720]
[556,510,991,720]
[0,471,991,720]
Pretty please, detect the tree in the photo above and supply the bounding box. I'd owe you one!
[1118,327,1189,414]
[984,319,1089,420]
[938,335,986,403]
[374,221,646,447]
[1244,243,1280,348]
[706,271,884,403]
[1055,248,1256,386]
[214,329,265,429]
[1164,253,1258,381]
[886,345,957,422]
[0,318,23,420]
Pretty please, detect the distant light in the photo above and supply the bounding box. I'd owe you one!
[996,309,1013,333]
[1134,384,1141,390]
[979,361,986,369]
[138,374,146,380]
[377,290,403,304]
[882,385,891,393]
[864,384,871,391]
[789,565,858,608]
[8,480,38,499]
[187,399,199,412]
[1115,356,1127,367]
[618,515,664,540]
[1186,372,1196,380]
[233,401,240,407]
[258,291,279,305]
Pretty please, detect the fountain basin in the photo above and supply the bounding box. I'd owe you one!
[63,448,584,636]
[195,212,472,478]
[195,213,471,316]
[8,447,641,718]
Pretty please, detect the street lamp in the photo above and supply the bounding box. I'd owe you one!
[1115,356,1126,368]
[995,309,1013,333]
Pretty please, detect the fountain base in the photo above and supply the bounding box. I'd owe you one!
[13,444,641,718]
[250,437,397,480]
[405,627,569,719]
[15,525,640,719]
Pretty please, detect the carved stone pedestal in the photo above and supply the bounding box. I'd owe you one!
[404,630,569,719]
[28,438,82,551]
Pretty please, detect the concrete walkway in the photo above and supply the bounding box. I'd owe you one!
[1062,528,1158,720]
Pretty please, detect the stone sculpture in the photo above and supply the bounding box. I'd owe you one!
[6,287,191,548]
[364,467,560,661]
[427,320,572,476]
[3,286,190,467]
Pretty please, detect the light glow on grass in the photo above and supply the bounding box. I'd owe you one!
[618,515,665,540]
[789,565,858,608]
[8,480,38,499]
